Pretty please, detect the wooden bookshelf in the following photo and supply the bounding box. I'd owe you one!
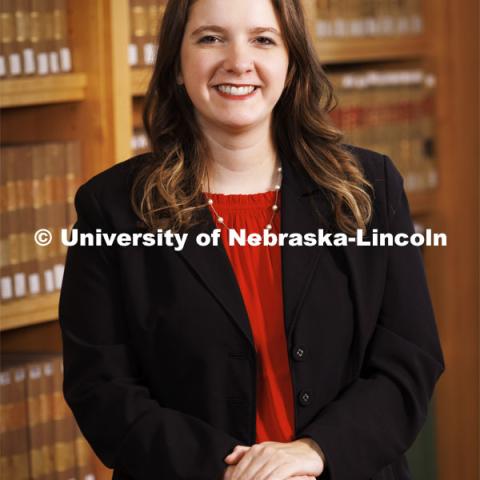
[316,35,429,64]
[0,293,60,331]
[0,73,88,108]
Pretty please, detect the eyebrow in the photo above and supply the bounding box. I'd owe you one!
[190,25,281,37]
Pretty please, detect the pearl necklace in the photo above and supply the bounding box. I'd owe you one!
[204,165,282,231]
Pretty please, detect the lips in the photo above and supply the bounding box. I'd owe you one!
[213,83,261,87]
[211,82,260,100]
[214,86,259,99]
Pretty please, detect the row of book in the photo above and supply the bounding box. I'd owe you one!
[1,353,97,480]
[128,0,166,68]
[315,0,424,38]
[0,141,81,304]
[329,68,437,192]
[0,0,72,78]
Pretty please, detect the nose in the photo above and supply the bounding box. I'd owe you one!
[222,41,254,74]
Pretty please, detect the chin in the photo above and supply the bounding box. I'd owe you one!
[215,113,266,128]
[219,120,261,131]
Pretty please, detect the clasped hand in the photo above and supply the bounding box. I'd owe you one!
[222,438,325,480]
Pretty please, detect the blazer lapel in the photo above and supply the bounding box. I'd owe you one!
[177,202,256,350]
[176,156,334,352]
[280,157,334,342]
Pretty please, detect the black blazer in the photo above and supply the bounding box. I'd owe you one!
[59,144,445,480]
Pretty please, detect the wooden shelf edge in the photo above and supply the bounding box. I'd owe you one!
[316,35,429,64]
[0,292,60,331]
[0,73,88,108]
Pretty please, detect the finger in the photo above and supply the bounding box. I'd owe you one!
[230,444,268,480]
[224,445,250,464]
[288,477,317,480]
[281,477,315,480]
[222,465,236,480]
[262,464,309,480]
[289,477,317,480]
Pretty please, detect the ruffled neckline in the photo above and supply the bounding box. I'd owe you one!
[202,190,280,209]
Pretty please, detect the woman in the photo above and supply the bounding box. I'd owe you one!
[59,0,445,479]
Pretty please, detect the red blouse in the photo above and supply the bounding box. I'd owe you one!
[206,190,295,443]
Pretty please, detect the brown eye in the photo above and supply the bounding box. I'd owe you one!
[256,36,275,45]
[199,35,221,44]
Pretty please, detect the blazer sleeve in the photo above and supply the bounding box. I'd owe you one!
[294,155,445,480]
[59,183,241,479]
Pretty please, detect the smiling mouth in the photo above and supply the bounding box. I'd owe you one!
[213,85,259,97]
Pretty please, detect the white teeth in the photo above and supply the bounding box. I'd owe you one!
[217,85,256,96]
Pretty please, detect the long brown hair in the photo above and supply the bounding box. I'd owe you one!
[131,0,373,235]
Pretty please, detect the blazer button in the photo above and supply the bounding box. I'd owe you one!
[298,389,313,406]
[293,345,307,361]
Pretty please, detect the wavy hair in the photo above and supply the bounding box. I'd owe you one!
[131,0,374,235]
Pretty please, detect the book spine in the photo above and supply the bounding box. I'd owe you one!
[42,143,56,293]
[410,0,423,33]
[50,142,66,290]
[10,146,24,299]
[0,365,30,480]
[44,0,60,74]
[396,0,411,34]
[52,356,78,480]
[362,0,377,36]
[26,362,45,479]
[408,71,426,191]
[64,141,82,235]
[13,146,28,299]
[52,0,71,72]
[0,0,7,77]
[0,147,13,303]
[129,0,148,67]
[348,0,365,37]
[143,0,155,65]
[315,0,332,38]
[31,0,49,75]
[422,73,438,188]
[39,359,56,480]
[331,0,347,38]
[342,0,353,37]
[398,71,416,189]
[14,0,34,75]
[4,147,18,301]
[22,146,41,296]
[3,0,22,76]
[21,0,36,74]
[32,143,47,296]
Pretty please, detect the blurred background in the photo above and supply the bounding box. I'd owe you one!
[0,1,478,479]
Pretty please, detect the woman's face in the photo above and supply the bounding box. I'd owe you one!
[179,0,289,132]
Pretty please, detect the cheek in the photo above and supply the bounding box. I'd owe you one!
[266,62,289,96]
[183,58,216,95]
